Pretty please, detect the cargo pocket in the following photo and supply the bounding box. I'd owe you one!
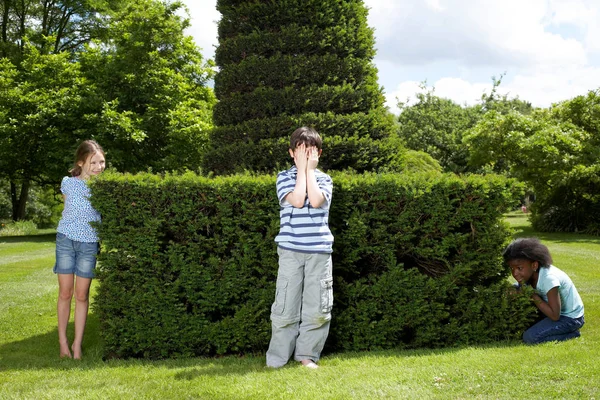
[272,277,288,315]
[320,276,333,314]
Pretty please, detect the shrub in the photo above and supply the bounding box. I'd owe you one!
[91,171,534,359]
[0,182,10,221]
[0,220,38,236]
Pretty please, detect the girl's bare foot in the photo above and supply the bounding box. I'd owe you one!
[71,343,82,360]
[59,342,72,358]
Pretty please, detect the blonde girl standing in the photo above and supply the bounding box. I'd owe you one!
[54,140,105,359]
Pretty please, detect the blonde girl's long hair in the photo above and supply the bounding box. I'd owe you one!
[69,140,105,177]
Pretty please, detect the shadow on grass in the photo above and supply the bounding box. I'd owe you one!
[504,213,528,219]
[511,226,600,245]
[0,311,103,371]
[0,233,56,244]
[0,311,270,377]
[0,309,525,380]
[507,215,600,245]
[164,339,526,381]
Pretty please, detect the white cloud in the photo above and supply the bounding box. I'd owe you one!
[539,1,600,53]
[179,1,220,60]
[385,78,491,114]
[424,0,446,12]
[365,0,587,68]
[385,65,600,114]
[506,66,600,106]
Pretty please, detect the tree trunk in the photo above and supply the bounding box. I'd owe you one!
[10,179,29,221]
[1,0,11,56]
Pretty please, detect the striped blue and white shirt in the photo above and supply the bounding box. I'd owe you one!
[274,166,334,253]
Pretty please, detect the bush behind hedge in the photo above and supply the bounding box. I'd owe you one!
[212,83,384,126]
[91,171,534,359]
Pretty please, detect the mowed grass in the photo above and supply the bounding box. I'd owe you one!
[0,216,598,399]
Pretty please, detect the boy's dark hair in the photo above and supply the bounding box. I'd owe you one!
[502,237,553,267]
[290,126,322,150]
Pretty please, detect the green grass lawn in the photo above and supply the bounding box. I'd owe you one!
[1,215,598,399]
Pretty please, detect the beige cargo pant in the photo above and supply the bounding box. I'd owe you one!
[266,247,333,367]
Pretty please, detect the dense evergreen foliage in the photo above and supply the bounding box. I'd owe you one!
[205,0,400,174]
[90,171,534,359]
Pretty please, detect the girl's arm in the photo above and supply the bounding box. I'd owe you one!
[532,287,561,321]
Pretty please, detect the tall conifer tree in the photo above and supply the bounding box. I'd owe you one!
[206,0,398,173]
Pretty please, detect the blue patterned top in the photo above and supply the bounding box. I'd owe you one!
[274,166,334,253]
[56,176,101,243]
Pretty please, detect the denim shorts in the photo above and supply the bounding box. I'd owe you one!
[53,232,99,278]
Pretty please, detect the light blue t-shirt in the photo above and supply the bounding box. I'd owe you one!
[536,265,584,319]
[56,176,101,243]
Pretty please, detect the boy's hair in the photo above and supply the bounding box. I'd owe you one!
[290,126,322,150]
[70,140,105,177]
[502,237,553,267]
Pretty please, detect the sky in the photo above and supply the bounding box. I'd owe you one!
[180,0,600,114]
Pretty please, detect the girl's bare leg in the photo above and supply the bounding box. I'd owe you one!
[72,276,92,359]
[57,274,75,358]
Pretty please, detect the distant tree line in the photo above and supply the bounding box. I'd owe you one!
[396,78,600,234]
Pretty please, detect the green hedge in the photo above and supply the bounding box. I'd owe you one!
[90,171,535,359]
[204,133,402,175]
[214,54,377,97]
[204,111,398,174]
[216,0,369,38]
[210,110,393,144]
[215,23,375,66]
[212,83,384,126]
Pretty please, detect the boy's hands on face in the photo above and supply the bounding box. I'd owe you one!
[307,146,319,170]
[294,143,308,171]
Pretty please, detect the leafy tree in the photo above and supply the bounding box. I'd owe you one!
[0,0,119,220]
[464,89,600,234]
[396,78,534,174]
[480,74,534,116]
[206,0,401,174]
[80,0,216,173]
[0,0,215,220]
[0,178,11,220]
[0,0,115,60]
[396,84,480,173]
[0,46,93,220]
